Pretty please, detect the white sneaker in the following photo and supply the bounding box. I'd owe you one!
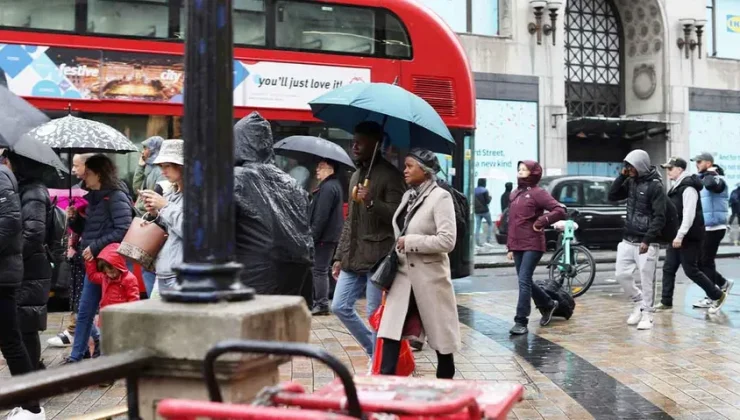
[5,407,45,420]
[46,330,73,348]
[627,306,642,325]
[637,313,654,330]
[723,278,735,294]
[693,297,712,308]
[709,292,729,315]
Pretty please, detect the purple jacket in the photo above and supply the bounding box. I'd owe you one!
[506,161,566,252]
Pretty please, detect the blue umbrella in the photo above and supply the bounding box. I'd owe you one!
[309,83,455,154]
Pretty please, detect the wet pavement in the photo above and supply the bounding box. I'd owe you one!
[4,258,740,419]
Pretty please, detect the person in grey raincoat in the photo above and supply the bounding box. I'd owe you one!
[139,139,184,299]
[232,112,314,305]
[133,136,166,296]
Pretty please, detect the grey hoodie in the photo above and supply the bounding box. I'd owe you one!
[624,149,651,176]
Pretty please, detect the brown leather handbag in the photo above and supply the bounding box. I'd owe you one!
[117,217,168,272]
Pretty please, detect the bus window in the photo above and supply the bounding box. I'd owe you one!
[275,1,375,55]
[384,13,411,59]
[87,0,169,38]
[0,0,75,32]
[178,0,266,46]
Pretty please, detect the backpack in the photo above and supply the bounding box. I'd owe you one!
[46,197,71,291]
[658,186,680,243]
[437,181,471,279]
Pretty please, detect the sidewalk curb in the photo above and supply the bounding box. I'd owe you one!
[474,252,740,269]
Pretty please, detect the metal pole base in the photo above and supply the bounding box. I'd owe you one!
[161,262,255,303]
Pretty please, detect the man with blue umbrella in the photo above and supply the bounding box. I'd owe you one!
[331,121,406,366]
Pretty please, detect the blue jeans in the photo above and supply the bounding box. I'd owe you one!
[143,270,157,297]
[475,212,493,245]
[70,275,102,361]
[513,251,553,326]
[331,270,382,357]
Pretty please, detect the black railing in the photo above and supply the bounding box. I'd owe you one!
[0,349,155,420]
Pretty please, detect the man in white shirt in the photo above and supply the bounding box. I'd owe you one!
[657,157,729,313]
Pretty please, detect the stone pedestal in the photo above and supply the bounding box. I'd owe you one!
[101,296,311,420]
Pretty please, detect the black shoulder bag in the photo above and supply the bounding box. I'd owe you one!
[369,198,426,291]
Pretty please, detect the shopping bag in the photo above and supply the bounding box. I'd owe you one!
[369,294,415,376]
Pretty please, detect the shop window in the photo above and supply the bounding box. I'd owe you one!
[384,13,412,58]
[87,0,169,38]
[0,0,75,32]
[275,1,375,55]
[178,0,266,45]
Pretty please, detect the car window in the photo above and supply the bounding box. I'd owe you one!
[554,182,582,205]
[583,180,614,206]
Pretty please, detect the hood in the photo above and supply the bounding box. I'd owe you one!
[624,149,651,176]
[517,160,543,188]
[672,171,703,192]
[234,112,274,166]
[504,182,513,191]
[99,243,129,273]
[142,136,164,166]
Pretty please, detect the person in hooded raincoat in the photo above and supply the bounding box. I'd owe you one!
[232,112,314,305]
[506,160,566,336]
[608,149,667,330]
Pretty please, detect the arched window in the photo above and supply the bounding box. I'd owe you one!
[564,0,623,118]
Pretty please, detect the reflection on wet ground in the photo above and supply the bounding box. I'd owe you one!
[458,306,672,419]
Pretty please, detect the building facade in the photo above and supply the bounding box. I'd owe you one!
[418,0,740,216]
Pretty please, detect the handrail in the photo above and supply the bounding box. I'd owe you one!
[0,349,155,420]
[68,406,129,420]
[204,340,363,419]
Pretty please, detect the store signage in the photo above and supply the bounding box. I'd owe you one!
[0,43,370,110]
[728,15,740,33]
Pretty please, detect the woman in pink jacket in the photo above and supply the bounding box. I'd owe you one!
[506,161,566,335]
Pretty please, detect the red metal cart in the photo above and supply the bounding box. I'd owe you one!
[157,340,523,420]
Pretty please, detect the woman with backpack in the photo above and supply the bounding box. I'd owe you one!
[506,161,566,336]
[3,152,52,374]
[63,154,133,364]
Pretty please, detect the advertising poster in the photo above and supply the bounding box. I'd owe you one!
[0,44,102,99]
[689,110,740,184]
[474,99,539,217]
[100,51,184,102]
[236,61,371,110]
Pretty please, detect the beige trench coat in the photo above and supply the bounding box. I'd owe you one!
[377,185,462,355]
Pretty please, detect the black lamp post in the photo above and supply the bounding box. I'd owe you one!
[161,0,254,303]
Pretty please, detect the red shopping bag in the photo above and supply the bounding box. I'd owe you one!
[369,294,415,376]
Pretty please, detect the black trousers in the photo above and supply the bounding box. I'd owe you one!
[699,230,728,289]
[380,338,455,379]
[0,287,40,412]
[661,241,723,306]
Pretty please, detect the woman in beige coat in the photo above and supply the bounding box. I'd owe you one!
[377,149,461,379]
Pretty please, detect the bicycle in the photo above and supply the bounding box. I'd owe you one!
[547,211,597,298]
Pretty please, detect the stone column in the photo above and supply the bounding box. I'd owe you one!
[102,296,311,420]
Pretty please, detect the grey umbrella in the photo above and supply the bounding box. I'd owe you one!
[274,136,356,169]
[0,85,50,148]
[1,133,68,173]
[23,115,138,153]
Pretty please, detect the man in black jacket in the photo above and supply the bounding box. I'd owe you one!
[608,149,666,331]
[309,159,344,315]
[0,158,44,418]
[657,157,727,313]
[474,178,493,246]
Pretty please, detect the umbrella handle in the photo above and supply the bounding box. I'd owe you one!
[351,179,370,203]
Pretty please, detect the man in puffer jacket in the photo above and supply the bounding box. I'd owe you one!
[608,149,666,331]
[0,156,45,419]
[691,152,734,309]
[657,157,728,314]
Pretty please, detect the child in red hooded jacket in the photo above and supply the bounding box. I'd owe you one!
[85,243,140,326]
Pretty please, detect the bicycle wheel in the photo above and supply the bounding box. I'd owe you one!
[548,245,596,298]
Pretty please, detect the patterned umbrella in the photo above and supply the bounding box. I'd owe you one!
[22,115,138,153]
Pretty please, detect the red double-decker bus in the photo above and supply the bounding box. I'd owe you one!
[0,0,475,272]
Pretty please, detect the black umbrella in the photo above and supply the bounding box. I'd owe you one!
[0,85,50,148]
[23,115,138,153]
[1,133,68,173]
[274,136,356,169]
